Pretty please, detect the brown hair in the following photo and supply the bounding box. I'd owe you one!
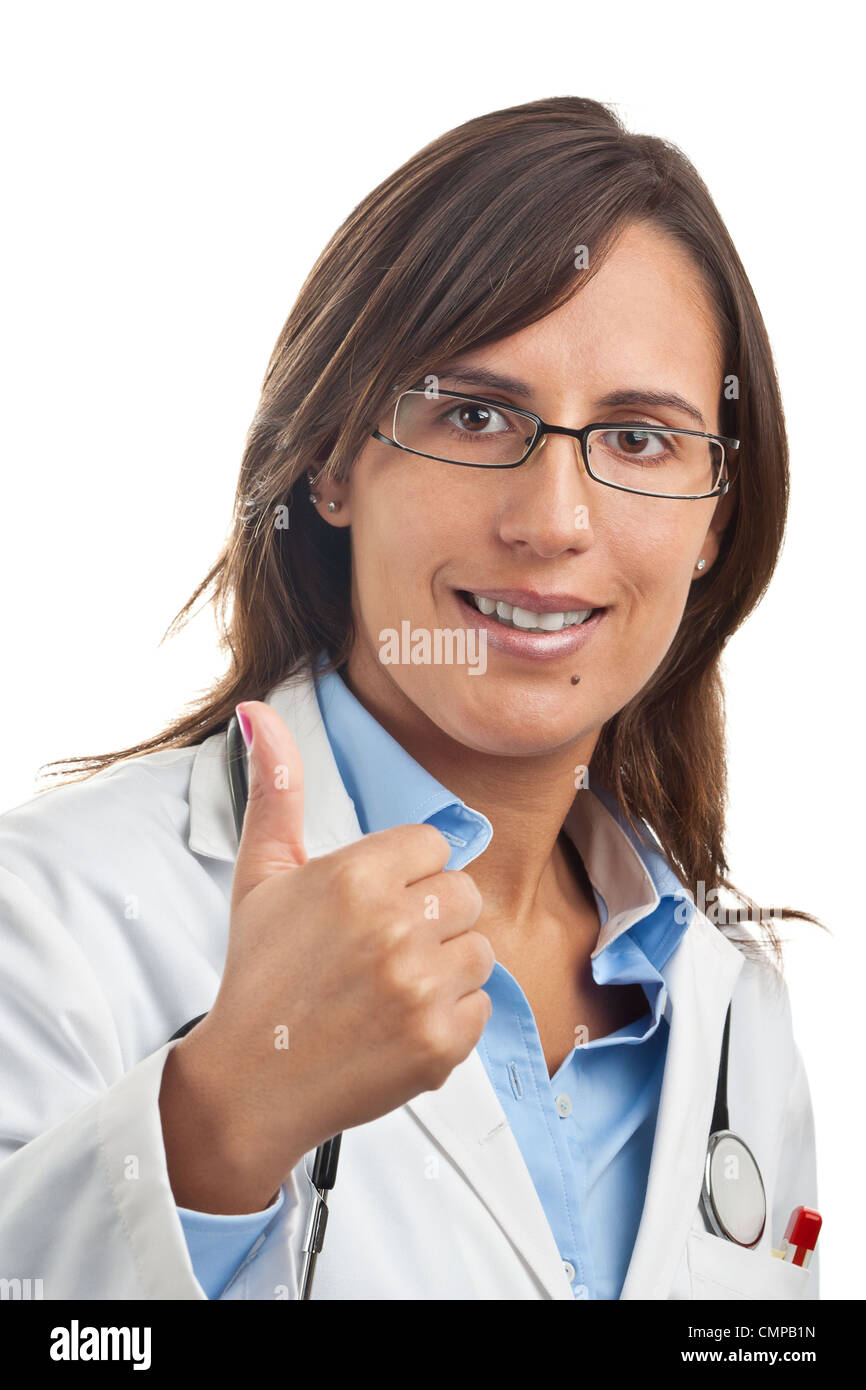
[39,95,824,966]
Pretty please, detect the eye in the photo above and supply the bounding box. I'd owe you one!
[600,427,668,458]
[443,400,511,434]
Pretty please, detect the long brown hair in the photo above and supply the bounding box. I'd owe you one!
[39,95,824,966]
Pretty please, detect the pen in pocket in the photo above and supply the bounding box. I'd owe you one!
[770,1206,822,1267]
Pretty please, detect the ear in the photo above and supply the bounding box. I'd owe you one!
[305,464,351,528]
[695,483,736,576]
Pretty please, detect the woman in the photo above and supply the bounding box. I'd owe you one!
[0,96,822,1300]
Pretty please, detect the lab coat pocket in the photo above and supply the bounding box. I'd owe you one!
[687,1229,811,1301]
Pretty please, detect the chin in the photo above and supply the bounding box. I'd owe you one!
[419,679,597,759]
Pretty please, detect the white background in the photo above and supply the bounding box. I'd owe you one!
[1,1,861,1299]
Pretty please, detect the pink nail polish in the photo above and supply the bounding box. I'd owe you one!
[236,704,253,749]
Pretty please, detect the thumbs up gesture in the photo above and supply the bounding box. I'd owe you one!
[229,700,310,911]
[161,699,493,1215]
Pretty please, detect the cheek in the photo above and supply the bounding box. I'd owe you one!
[603,510,700,661]
[350,477,449,617]
[605,495,704,591]
[622,585,690,679]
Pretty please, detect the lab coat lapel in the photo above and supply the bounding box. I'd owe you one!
[404,1056,574,1299]
[619,912,745,1299]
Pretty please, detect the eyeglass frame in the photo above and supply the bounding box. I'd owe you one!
[371,386,740,501]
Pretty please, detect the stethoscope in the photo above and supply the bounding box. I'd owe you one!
[168,715,767,1298]
[699,1003,767,1249]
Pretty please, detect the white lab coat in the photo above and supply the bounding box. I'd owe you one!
[0,666,820,1300]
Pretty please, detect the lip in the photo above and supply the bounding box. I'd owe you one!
[459,587,604,614]
[454,588,606,662]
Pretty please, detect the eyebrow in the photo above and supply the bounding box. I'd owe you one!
[432,362,708,429]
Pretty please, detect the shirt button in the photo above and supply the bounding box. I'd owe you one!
[555,1093,572,1118]
[562,1260,576,1283]
[574,1283,589,1299]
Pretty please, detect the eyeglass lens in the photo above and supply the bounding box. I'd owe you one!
[393,391,725,497]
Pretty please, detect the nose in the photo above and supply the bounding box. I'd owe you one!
[497,431,595,554]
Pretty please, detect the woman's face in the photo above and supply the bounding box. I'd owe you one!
[325,220,734,759]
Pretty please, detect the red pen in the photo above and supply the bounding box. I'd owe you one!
[779,1206,822,1268]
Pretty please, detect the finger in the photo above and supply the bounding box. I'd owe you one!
[231,700,308,910]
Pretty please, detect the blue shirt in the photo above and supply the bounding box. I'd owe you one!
[178,655,693,1298]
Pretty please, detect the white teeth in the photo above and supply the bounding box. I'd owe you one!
[468,592,593,633]
[511,606,537,629]
[536,611,565,631]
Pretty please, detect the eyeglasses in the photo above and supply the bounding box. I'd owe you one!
[371,388,739,500]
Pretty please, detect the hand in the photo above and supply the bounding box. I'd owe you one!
[164,698,493,1210]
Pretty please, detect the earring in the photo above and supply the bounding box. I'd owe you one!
[307,468,342,511]
[695,558,706,571]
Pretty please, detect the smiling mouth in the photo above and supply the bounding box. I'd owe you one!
[457,590,600,635]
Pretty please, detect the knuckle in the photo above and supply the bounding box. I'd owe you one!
[243,776,268,812]
[415,1019,453,1086]
[407,973,437,1012]
[377,946,428,1005]
[468,992,493,1043]
[374,914,411,960]
[333,853,379,904]
[414,822,450,861]
[464,930,495,978]
[457,870,484,914]
[418,822,448,849]
[448,870,483,918]
[376,947,405,995]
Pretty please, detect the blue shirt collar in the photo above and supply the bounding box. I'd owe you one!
[312,653,691,974]
[313,654,493,867]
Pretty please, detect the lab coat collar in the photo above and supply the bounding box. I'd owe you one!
[188,664,363,862]
[187,659,746,1299]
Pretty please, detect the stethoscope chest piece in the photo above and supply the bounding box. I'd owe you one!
[700,1129,767,1248]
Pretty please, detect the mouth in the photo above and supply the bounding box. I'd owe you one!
[454,588,607,662]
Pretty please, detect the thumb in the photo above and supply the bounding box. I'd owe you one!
[230,699,308,910]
